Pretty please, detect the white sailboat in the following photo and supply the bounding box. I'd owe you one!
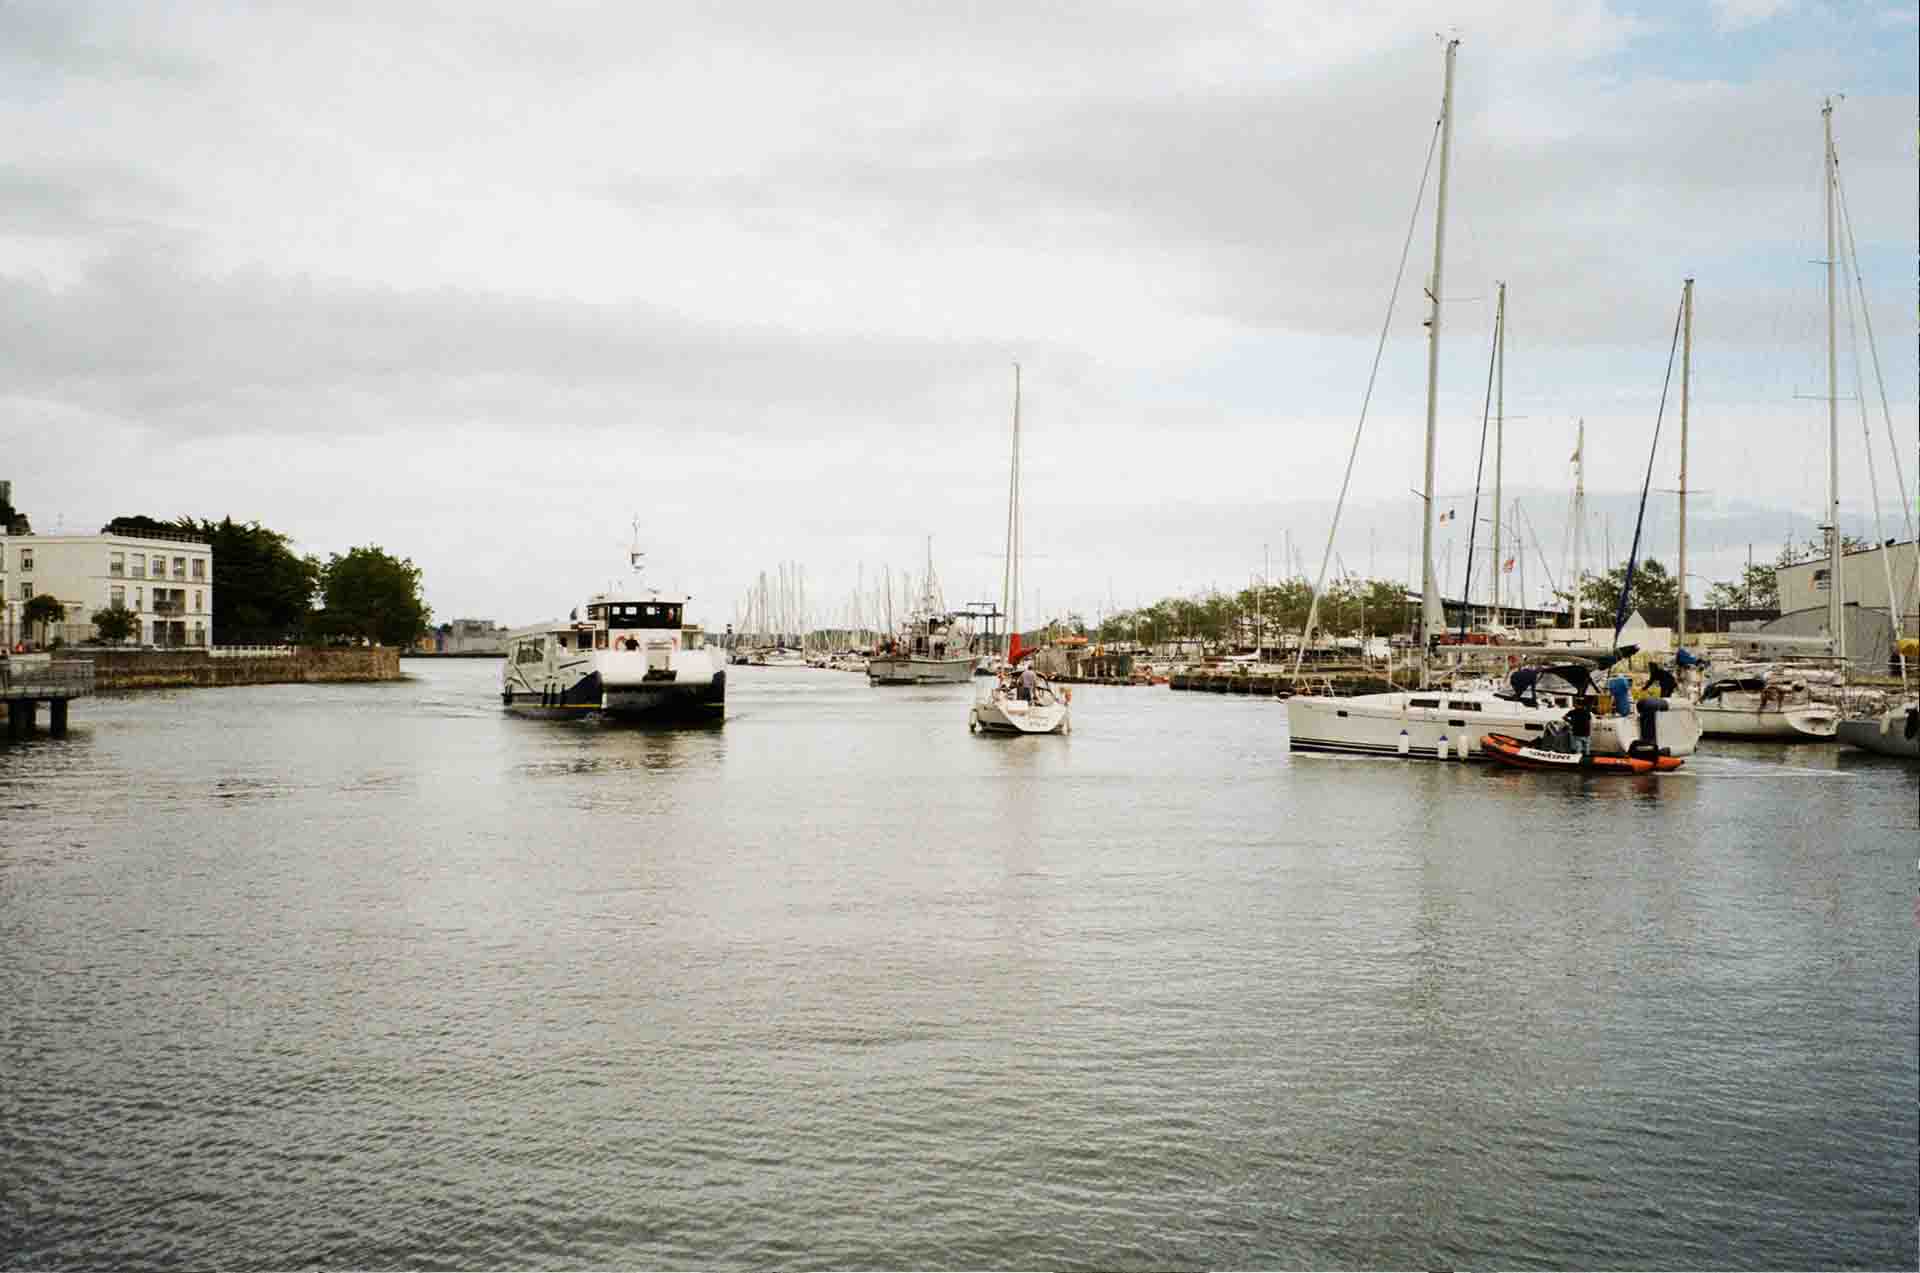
[1284,43,1695,763]
[972,364,1070,736]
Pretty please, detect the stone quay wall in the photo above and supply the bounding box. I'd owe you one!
[88,647,403,690]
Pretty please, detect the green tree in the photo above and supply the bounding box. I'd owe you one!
[1704,563,1779,610]
[22,593,66,645]
[91,603,139,643]
[1554,557,1679,621]
[176,517,321,643]
[311,546,430,646]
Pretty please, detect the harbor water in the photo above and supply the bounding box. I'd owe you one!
[3,660,1915,1269]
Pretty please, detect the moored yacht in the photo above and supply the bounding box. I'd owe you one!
[1693,663,1841,739]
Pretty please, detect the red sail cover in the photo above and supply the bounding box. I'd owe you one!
[1009,633,1023,664]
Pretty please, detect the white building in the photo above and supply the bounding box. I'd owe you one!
[0,528,215,648]
[1777,539,1919,637]
[444,618,508,654]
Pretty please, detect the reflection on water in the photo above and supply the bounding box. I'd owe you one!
[0,660,1913,1270]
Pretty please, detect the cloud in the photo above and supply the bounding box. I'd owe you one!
[0,0,1911,623]
[1709,0,1795,32]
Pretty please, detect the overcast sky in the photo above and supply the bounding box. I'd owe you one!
[3,0,1914,629]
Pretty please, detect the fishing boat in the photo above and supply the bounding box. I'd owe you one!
[971,364,1070,736]
[1481,732,1682,774]
[869,541,975,685]
[501,539,724,720]
[867,609,975,684]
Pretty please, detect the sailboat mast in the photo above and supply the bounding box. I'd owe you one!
[1679,276,1692,653]
[1824,98,1844,661]
[1493,280,1505,625]
[1573,420,1586,633]
[1006,365,1022,657]
[1418,38,1460,681]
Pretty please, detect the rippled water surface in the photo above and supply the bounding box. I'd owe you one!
[3,660,1915,1269]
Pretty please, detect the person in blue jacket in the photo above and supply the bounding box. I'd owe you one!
[1607,673,1632,717]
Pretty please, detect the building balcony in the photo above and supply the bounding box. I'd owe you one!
[152,601,186,616]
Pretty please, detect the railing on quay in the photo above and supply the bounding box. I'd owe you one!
[0,657,95,698]
[209,644,295,659]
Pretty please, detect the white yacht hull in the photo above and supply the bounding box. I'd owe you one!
[868,655,974,685]
[1286,691,1700,760]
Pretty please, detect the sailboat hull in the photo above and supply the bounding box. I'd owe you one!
[971,691,1070,735]
[1286,691,1700,759]
[1836,708,1920,758]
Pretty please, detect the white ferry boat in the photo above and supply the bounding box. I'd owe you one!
[502,589,724,722]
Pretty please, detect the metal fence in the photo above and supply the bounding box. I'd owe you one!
[0,658,95,696]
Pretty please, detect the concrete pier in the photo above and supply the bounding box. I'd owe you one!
[1,656,92,740]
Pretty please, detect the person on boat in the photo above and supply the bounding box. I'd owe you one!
[1643,662,1677,698]
[1565,697,1594,758]
[1509,665,1540,706]
[1018,661,1037,702]
[1606,673,1632,718]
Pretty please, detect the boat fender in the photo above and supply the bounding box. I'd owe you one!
[1437,735,1450,760]
[1397,729,1410,756]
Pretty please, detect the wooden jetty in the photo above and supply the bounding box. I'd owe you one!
[1168,665,1396,697]
[1,655,95,739]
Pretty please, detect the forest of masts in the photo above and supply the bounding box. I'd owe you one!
[730,561,957,651]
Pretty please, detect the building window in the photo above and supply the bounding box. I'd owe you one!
[18,582,30,601]
[111,586,125,608]
[173,557,186,579]
[192,558,205,580]
[193,590,202,612]
[135,587,144,611]
[131,554,146,579]
[193,622,205,646]
[110,552,125,577]
[19,549,30,572]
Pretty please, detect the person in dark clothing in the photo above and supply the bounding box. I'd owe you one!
[1509,665,1539,706]
[1565,697,1594,757]
[1644,662,1677,697]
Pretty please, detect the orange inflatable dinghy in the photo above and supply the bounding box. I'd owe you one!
[1480,732,1683,774]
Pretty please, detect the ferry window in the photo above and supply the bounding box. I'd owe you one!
[1409,697,1440,708]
